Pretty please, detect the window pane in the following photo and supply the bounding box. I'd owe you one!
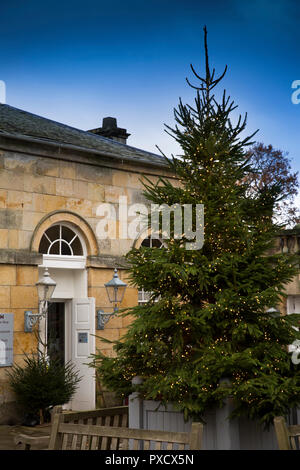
[45,225,60,242]
[141,236,162,248]
[39,234,50,254]
[71,236,83,255]
[151,238,162,248]
[61,241,72,255]
[49,241,60,255]
[141,237,150,247]
[62,226,76,243]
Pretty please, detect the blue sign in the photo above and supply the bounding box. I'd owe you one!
[78,332,88,344]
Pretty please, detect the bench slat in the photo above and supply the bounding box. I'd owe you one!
[110,437,118,450]
[110,414,120,449]
[143,440,150,450]
[62,433,69,450]
[90,417,102,450]
[58,423,191,443]
[71,432,79,450]
[121,413,128,428]
[61,406,128,422]
[132,439,139,450]
[100,435,108,450]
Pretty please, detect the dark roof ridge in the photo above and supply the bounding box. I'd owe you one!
[0,103,167,167]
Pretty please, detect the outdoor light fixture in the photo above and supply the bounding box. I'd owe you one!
[24,267,57,332]
[97,268,127,330]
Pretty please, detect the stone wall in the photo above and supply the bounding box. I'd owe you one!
[0,149,174,256]
[0,146,175,421]
[0,264,39,423]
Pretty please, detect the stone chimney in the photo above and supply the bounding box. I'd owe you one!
[88,117,130,144]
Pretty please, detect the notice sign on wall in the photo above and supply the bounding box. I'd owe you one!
[0,313,13,367]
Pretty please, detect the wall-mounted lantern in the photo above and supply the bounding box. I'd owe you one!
[24,267,57,332]
[97,268,127,330]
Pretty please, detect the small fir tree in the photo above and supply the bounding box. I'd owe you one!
[90,27,300,426]
[7,339,81,424]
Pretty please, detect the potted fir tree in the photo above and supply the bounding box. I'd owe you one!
[7,343,81,425]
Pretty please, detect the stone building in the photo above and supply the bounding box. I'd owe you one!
[0,103,175,423]
[0,103,299,425]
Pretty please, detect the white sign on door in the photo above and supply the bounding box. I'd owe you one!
[0,313,14,367]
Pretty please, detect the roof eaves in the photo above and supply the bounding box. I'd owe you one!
[0,129,169,170]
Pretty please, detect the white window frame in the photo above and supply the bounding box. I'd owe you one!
[39,222,87,257]
[39,222,87,269]
[42,255,86,270]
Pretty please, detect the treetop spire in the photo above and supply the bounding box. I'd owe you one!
[186,26,228,98]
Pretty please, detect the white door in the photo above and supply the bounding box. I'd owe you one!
[70,298,95,410]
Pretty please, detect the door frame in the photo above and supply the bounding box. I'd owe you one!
[39,255,95,410]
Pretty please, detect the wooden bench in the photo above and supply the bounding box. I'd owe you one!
[274,416,300,450]
[14,405,128,450]
[48,413,203,450]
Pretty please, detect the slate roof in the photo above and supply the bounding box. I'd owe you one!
[0,104,167,168]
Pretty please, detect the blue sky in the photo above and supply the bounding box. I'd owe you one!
[0,0,300,179]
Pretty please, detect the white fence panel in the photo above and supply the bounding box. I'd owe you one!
[129,393,279,450]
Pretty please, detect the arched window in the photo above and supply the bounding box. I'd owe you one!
[139,237,163,249]
[39,224,84,256]
[138,236,163,305]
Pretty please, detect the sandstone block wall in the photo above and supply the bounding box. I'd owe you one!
[0,147,173,420]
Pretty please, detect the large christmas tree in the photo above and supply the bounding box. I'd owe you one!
[91,27,300,426]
